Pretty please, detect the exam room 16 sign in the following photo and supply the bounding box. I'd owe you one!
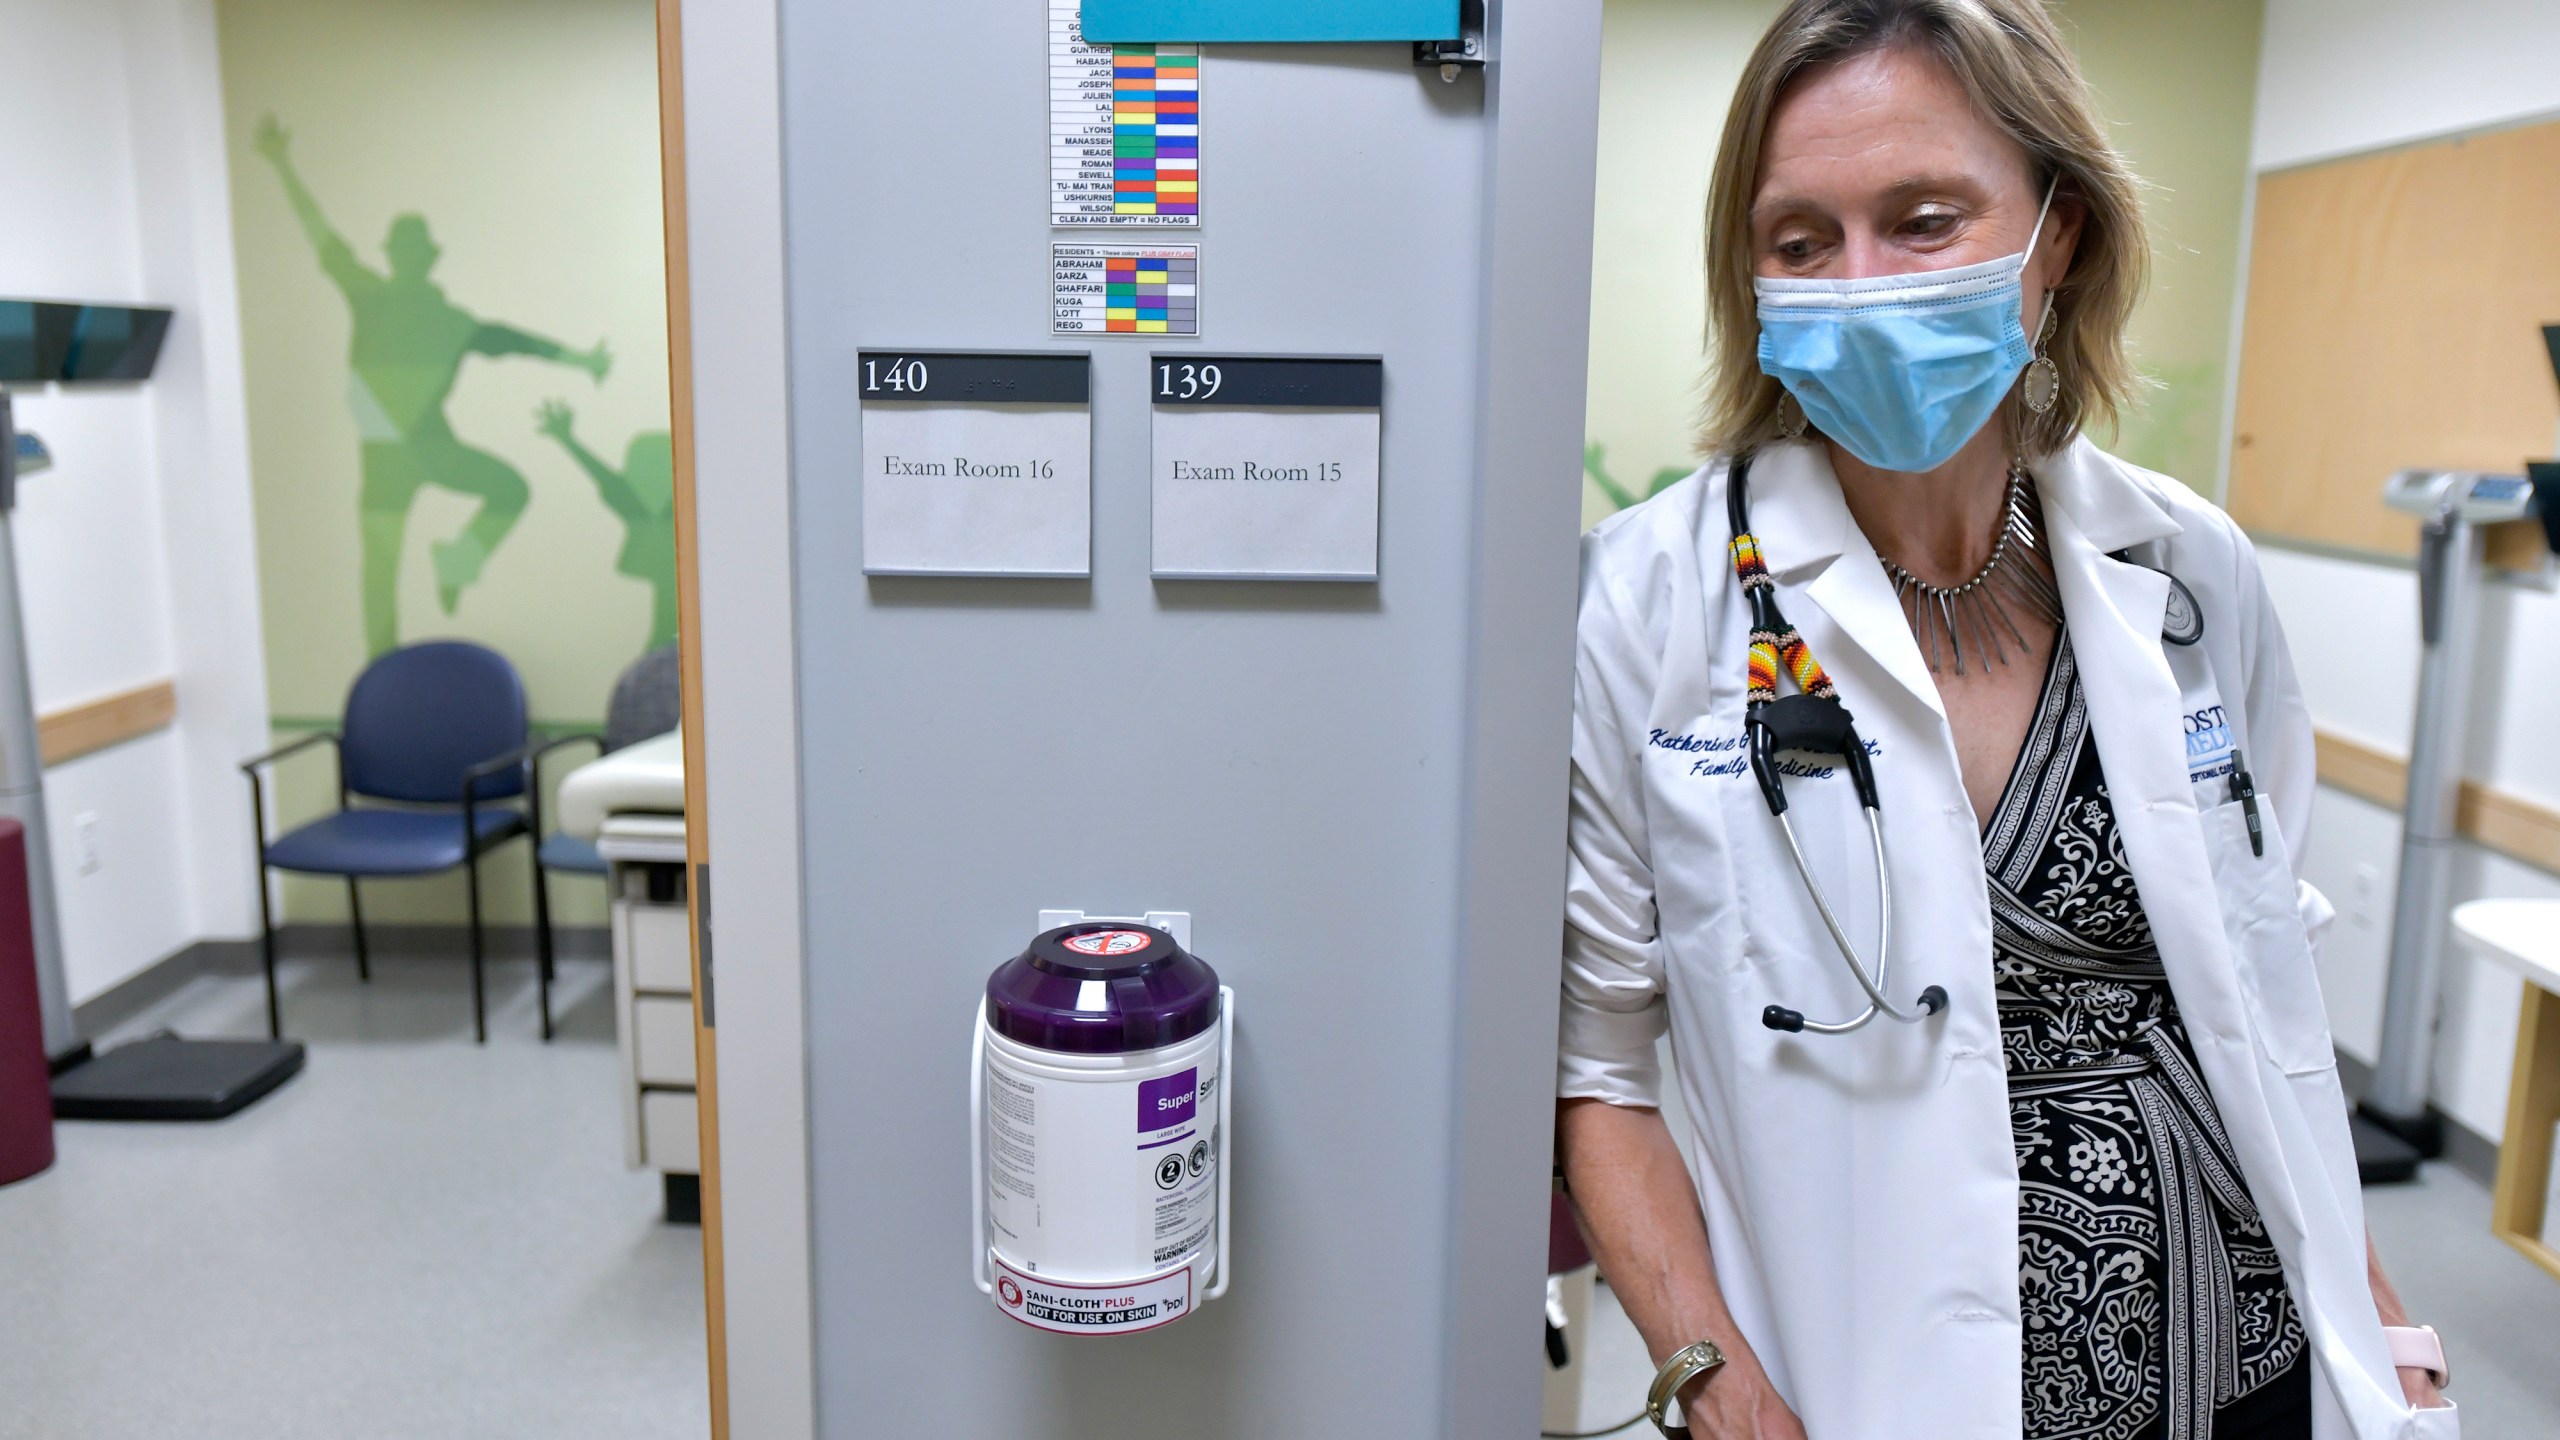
[1149,356,1383,581]
[858,351,1093,578]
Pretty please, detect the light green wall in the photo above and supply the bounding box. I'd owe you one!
[220,0,670,926]
[1582,0,1771,529]
[1582,0,2263,527]
[2059,0,2262,492]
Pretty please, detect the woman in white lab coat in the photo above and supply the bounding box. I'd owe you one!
[1554,2,2457,1436]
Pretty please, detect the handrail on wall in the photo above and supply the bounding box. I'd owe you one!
[2315,727,2560,878]
[37,678,176,767]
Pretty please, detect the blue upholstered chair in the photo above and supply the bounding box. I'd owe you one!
[241,641,538,1044]
[525,645,682,1040]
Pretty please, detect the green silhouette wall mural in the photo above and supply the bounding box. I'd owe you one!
[1582,440,1691,516]
[255,114,614,655]
[224,0,687,930]
[536,401,677,653]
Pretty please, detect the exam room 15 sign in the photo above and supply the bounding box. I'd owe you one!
[858,351,1093,578]
[1150,356,1384,581]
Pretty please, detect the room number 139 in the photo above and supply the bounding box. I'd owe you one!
[1156,362,1222,400]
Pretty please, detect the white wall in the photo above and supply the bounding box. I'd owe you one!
[0,0,270,1006]
[2251,0,2560,1140]
[2253,0,2560,172]
[2296,786,2560,1141]
[126,0,273,953]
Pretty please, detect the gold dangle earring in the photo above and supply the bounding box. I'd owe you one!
[1777,391,1809,439]
[2023,293,2060,415]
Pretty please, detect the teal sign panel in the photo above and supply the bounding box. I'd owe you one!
[1079,0,1459,43]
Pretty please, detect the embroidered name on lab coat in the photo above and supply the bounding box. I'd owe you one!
[1647,728,1879,780]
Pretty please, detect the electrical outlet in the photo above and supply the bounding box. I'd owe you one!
[2349,862,2380,929]
[73,812,100,876]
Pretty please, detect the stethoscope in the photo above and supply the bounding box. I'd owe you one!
[1716,450,2208,1037]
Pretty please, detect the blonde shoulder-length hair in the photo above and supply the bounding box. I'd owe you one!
[1700,0,2148,461]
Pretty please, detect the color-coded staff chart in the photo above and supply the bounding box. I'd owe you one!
[1050,0,1199,226]
[1053,244,1200,335]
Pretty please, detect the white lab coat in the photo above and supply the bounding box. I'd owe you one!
[1559,438,2457,1439]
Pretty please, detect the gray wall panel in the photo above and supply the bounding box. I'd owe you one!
[777,5,1591,1433]
[1437,3,1607,1432]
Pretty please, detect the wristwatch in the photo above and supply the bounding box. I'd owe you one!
[2384,1324,2450,1389]
[1645,1338,1728,1434]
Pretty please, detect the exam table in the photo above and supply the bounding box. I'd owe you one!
[557,730,698,1221]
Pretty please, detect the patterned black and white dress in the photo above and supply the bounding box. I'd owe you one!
[1989,636,2310,1440]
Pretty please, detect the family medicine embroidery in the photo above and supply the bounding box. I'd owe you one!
[1050,0,1199,226]
[1647,726,1879,780]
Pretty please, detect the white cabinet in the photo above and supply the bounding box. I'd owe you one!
[641,1091,702,1173]
[629,902,694,993]
[598,815,698,1218]
[634,995,699,1086]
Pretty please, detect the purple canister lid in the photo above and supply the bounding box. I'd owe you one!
[984,923,1221,1056]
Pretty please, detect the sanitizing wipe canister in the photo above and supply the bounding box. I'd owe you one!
[975,922,1226,1335]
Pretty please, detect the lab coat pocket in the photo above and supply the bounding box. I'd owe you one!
[2408,1398,2461,1438]
[1708,750,1872,989]
[2202,800,2336,1077]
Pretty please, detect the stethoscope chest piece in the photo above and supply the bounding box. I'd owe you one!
[2161,573,2204,646]
[2116,548,2204,647]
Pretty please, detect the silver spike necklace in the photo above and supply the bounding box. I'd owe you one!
[1876,462,2063,676]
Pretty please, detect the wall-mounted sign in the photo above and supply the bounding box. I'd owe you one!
[1050,0,1199,227]
[860,351,1092,577]
[1082,0,1459,43]
[1149,356,1382,581]
[1054,243,1200,336]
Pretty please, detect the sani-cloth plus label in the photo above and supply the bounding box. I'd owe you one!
[993,1256,1193,1335]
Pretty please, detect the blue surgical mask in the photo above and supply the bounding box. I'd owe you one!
[1754,183,2056,473]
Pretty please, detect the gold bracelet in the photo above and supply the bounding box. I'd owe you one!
[1645,1338,1727,1434]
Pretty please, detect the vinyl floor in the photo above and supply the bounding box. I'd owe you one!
[9,951,2559,1438]
[0,951,709,1440]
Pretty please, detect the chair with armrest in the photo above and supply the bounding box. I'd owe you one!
[241,640,537,1044]
[526,644,682,1040]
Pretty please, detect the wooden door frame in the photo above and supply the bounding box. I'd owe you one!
[659,2,818,1435]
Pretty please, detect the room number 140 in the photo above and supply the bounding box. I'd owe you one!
[863,358,929,394]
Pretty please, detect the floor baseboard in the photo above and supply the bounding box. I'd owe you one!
[70,926,610,1041]
[2336,1049,2500,1189]
[70,938,255,1041]
[268,922,610,963]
